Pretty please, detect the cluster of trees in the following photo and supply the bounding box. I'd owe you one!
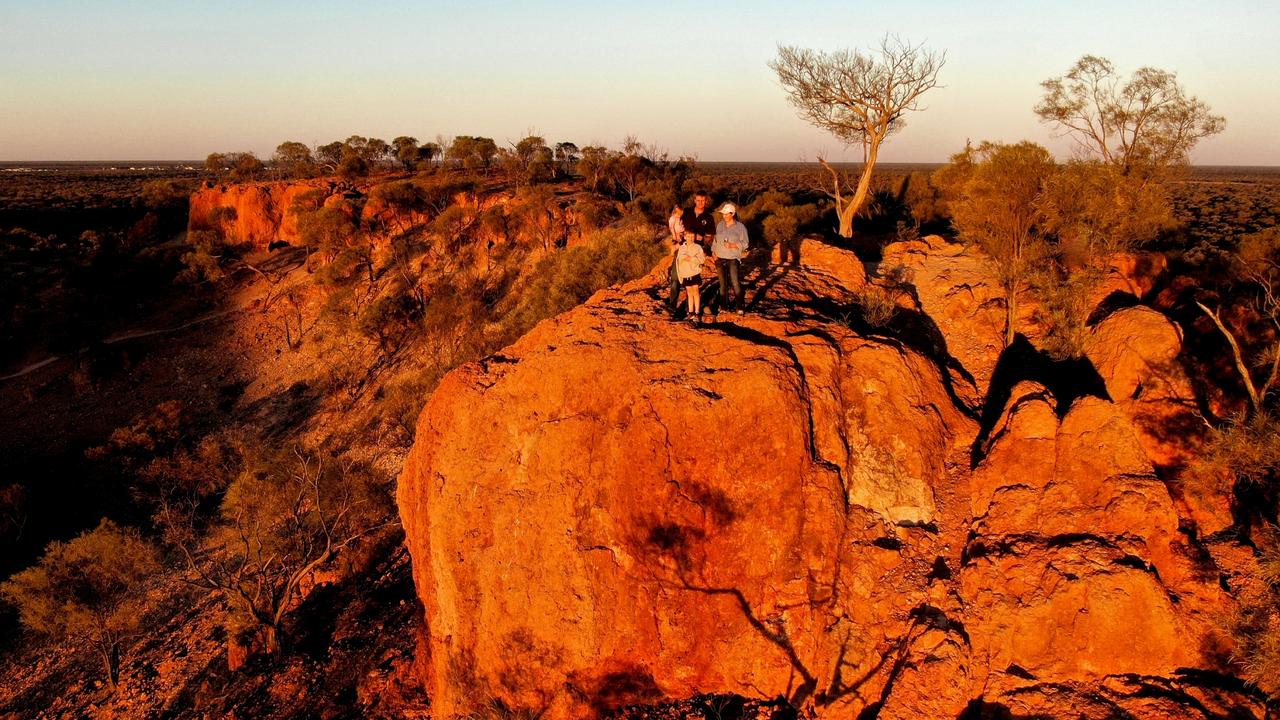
[205,136,442,182]
[780,39,1280,698]
[929,58,1280,697]
[204,133,697,212]
[878,54,1224,359]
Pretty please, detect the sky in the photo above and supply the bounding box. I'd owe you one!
[1,0,1277,164]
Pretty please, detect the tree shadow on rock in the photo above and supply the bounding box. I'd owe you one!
[955,699,1049,720]
[630,508,959,718]
[970,334,1109,468]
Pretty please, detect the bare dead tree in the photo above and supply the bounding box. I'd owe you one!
[1196,234,1280,416]
[179,449,396,659]
[770,35,945,238]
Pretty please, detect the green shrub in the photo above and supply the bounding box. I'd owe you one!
[359,290,423,352]
[1225,525,1280,699]
[504,225,664,338]
[189,448,395,659]
[177,230,227,284]
[1,519,161,689]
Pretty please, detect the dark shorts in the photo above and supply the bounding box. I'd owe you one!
[680,275,701,287]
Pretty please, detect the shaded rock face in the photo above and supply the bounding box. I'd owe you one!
[398,240,1260,719]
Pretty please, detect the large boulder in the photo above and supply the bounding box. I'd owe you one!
[398,240,1258,719]
[1083,307,1233,534]
[399,242,972,718]
[1084,306,1201,465]
[1091,251,1169,309]
[958,383,1246,718]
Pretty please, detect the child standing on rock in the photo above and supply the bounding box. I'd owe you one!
[666,205,686,315]
[675,224,706,324]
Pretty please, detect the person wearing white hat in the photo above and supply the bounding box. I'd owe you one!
[712,203,750,315]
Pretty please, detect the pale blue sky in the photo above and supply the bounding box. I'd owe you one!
[1,0,1276,163]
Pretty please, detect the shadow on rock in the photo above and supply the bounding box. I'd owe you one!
[970,334,1109,468]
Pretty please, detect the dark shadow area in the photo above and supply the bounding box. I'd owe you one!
[587,668,665,716]
[745,263,794,312]
[927,556,952,581]
[240,381,324,441]
[606,692,797,720]
[955,699,1026,720]
[1086,289,1142,325]
[969,333,1109,468]
[153,537,422,720]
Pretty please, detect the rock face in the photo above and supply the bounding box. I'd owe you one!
[398,240,1260,719]
[188,180,335,248]
[188,178,536,252]
[880,236,1044,410]
[187,179,448,249]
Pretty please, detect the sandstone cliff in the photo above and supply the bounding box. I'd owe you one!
[188,179,335,247]
[187,177,580,251]
[398,238,1261,719]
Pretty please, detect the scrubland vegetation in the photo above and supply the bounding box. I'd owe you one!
[1,47,1279,717]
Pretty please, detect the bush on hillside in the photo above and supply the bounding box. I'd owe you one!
[1,519,160,690]
[185,448,395,662]
[1222,525,1280,700]
[503,225,665,339]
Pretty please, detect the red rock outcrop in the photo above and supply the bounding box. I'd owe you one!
[1082,307,1235,535]
[188,180,339,247]
[1093,251,1169,307]
[188,178,558,255]
[398,240,1260,719]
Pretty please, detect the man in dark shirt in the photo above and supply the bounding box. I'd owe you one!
[667,192,717,314]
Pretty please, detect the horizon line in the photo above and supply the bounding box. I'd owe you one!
[4,160,1280,170]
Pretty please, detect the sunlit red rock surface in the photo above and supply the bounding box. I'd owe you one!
[188,179,442,249]
[398,238,1262,719]
[188,180,332,247]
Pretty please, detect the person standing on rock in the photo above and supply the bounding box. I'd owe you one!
[675,226,706,324]
[682,192,717,247]
[712,203,749,315]
[665,205,686,314]
[671,193,716,316]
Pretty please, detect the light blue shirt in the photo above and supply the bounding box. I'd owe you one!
[712,220,749,260]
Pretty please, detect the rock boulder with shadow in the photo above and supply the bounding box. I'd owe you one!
[397,239,1263,720]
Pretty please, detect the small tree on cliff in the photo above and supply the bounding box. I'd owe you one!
[229,152,265,182]
[447,136,499,171]
[1,519,160,690]
[554,141,580,178]
[272,141,316,179]
[181,448,395,660]
[770,36,945,238]
[1033,159,1176,358]
[205,152,228,179]
[938,141,1057,347]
